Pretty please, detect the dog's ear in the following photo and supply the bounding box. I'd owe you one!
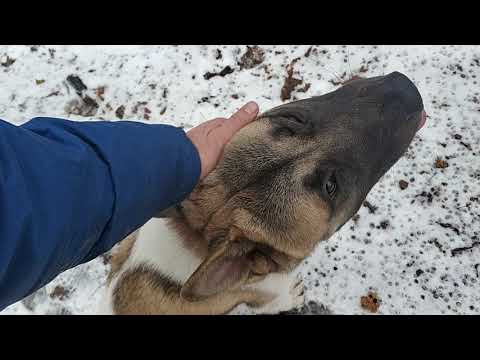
[180,237,255,301]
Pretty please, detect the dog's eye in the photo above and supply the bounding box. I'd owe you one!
[270,113,311,138]
[325,174,337,198]
[274,127,295,137]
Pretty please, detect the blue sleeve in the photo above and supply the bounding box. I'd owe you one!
[0,117,201,310]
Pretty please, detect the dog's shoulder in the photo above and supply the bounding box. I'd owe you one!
[99,218,205,314]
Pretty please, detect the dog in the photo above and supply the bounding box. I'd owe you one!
[98,72,426,315]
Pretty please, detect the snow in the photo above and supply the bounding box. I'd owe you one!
[1,45,479,315]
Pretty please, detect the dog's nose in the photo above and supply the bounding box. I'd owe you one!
[383,71,424,116]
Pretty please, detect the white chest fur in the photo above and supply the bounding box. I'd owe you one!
[129,218,203,284]
[97,218,203,314]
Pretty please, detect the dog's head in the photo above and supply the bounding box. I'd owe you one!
[176,71,425,301]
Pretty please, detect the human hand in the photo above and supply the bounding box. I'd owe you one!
[187,101,259,180]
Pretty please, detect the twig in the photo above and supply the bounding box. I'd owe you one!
[451,242,480,257]
[436,221,460,235]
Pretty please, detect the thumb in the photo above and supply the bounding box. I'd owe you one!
[220,101,259,138]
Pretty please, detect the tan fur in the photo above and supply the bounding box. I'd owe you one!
[165,218,209,259]
[107,231,138,284]
[113,266,273,315]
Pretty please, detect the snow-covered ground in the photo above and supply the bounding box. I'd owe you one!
[1,45,479,315]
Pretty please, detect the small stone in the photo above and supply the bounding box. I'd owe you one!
[115,105,125,119]
[399,180,409,190]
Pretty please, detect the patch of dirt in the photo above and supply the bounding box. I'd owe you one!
[102,254,112,265]
[132,101,148,115]
[379,220,390,229]
[360,292,381,313]
[198,96,215,104]
[115,105,125,119]
[35,79,45,85]
[352,214,360,224]
[281,301,332,315]
[281,57,303,101]
[143,106,151,120]
[50,286,70,301]
[83,95,99,112]
[65,75,99,116]
[65,98,98,117]
[239,46,265,69]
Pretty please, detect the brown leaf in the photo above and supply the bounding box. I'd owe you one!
[239,46,265,69]
[360,292,381,313]
[435,158,449,169]
[50,286,70,300]
[281,57,303,101]
[96,86,105,101]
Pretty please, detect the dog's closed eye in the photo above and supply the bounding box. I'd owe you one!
[269,112,313,137]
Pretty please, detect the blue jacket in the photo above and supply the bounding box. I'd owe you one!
[0,117,201,310]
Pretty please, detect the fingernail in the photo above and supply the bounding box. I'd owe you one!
[243,101,258,115]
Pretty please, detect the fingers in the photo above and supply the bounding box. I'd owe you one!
[198,118,225,132]
[221,101,259,137]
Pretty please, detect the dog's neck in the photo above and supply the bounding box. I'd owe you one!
[166,215,210,261]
